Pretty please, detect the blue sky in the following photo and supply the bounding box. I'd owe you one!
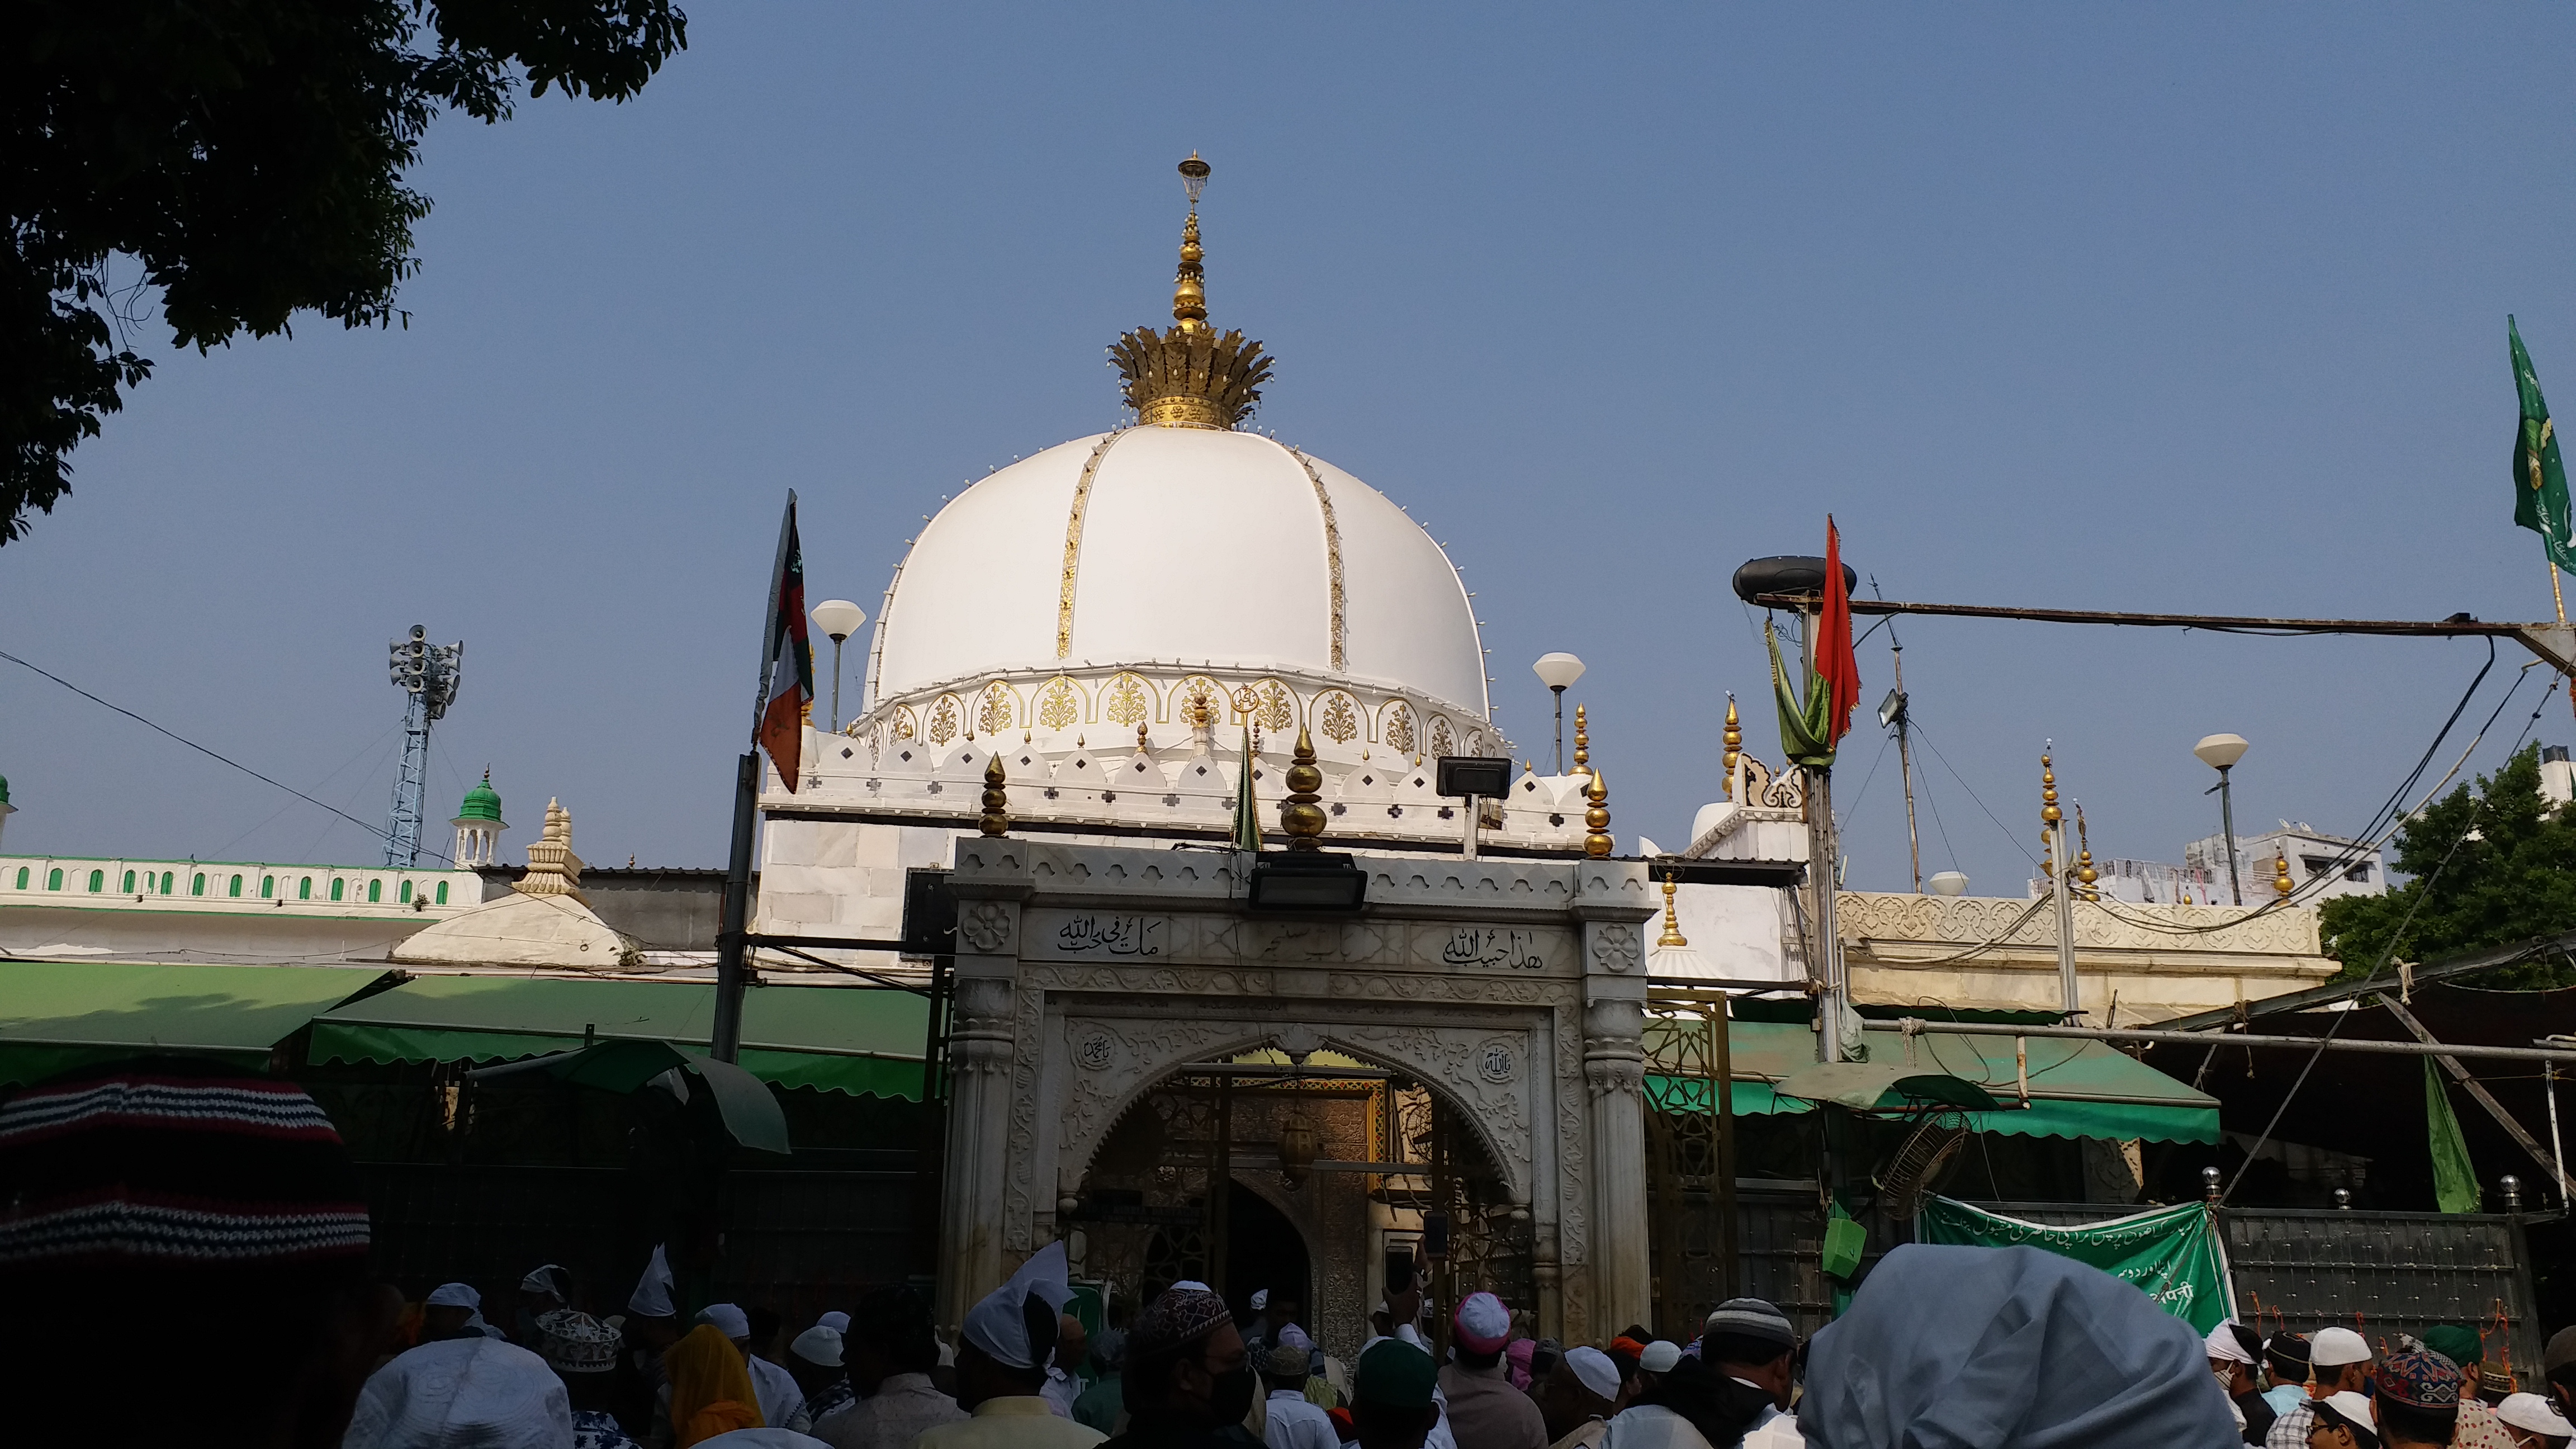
[7,6,2576,897]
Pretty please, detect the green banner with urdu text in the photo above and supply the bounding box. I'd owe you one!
[1916,1196,2233,1334]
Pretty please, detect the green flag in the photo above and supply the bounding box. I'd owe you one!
[2510,318,2576,575]
[2427,1058,2483,1213]
[1918,1196,2234,1333]
[1767,621,1837,769]
[1230,726,1261,851]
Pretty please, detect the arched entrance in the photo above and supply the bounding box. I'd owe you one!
[1066,1050,1529,1361]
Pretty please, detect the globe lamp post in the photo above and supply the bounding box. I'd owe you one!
[1533,653,1587,773]
[811,599,869,732]
[2194,733,2250,906]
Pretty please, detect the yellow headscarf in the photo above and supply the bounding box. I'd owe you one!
[666,1323,764,1448]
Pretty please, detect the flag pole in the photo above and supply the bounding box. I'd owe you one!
[716,492,803,1064]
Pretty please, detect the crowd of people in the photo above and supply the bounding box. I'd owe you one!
[12,1060,2576,1449]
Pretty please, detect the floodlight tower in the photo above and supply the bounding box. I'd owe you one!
[385,625,463,866]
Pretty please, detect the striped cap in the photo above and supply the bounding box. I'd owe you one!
[1702,1298,1797,1355]
[0,1060,369,1269]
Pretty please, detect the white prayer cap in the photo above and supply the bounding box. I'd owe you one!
[1640,1341,1681,1374]
[1172,1280,1211,1293]
[341,1337,573,1449]
[2310,1327,2373,1367]
[791,1326,844,1368]
[426,1282,481,1309]
[520,1264,568,1300]
[1251,1289,1270,1311]
[1564,1346,1621,1403]
[1279,1325,1313,1352]
[817,1311,851,1334]
[699,1303,752,1340]
[628,1244,676,1319]
[2501,1393,2576,1437]
[2203,1322,2255,1365]
[2314,1391,2376,1439]
[962,1240,1076,1370]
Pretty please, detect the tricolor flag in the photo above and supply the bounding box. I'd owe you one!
[757,493,816,792]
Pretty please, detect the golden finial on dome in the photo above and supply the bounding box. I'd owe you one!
[2039,746,2061,874]
[979,753,1010,837]
[2273,849,2293,898]
[1656,863,1688,948]
[1570,704,1592,778]
[2075,803,2099,901]
[1108,154,1273,430]
[1584,768,1613,859]
[1280,725,1327,850]
[1720,694,1741,798]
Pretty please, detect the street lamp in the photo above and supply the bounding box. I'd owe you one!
[811,599,869,732]
[2194,732,2250,906]
[1926,870,1969,897]
[1532,653,1586,773]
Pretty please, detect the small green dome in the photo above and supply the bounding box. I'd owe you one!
[456,770,503,823]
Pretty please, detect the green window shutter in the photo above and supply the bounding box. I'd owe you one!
[367,879,381,903]
[191,873,204,896]
[330,879,344,902]
[435,881,448,905]
[299,878,311,900]
[228,875,242,898]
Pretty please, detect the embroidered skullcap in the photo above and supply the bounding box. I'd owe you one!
[817,1311,850,1334]
[2378,1349,2464,1409]
[1355,1338,1438,1410]
[342,1336,574,1449]
[0,1060,369,1269]
[1701,1298,1796,1356]
[2313,1391,2378,1444]
[537,1309,621,1374]
[1453,1292,1512,1355]
[962,1240,1075,1370]
[2500,1393,2576,1438]
[629,1243,676,1319]
[790,1326,843,1369]
[2423,1325,2484,1366]
[1264,1341,1312,1378]
[520,1263,569,1301]
[427,1282,482,1309]
[2311,1327,2374,1368]
[1251,1289,1270,1311]
[698,1303,751,1339]
[1564,1346,1622,1403]
[1129,1285,1233,1364]
[2204,1322,2256,1365]
[1640,1340,1682,1374]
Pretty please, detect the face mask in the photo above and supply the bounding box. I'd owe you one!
[1206,1364,1257,1426]
[2213,1366,2236,1392]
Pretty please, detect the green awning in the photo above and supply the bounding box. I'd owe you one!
[1646,1017,2218,1144]
[0,961,397,1085]
[308,976,929,1100]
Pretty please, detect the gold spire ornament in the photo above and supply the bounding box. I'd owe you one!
[1280,726,1328,850]
[2075,803,2099,901]
[1107,154,1273,430]
[1720,694,1741,798]
[2039,749,2062,875]
[2273,849,2294,898]
[1584,768,1613,859]
[1570,704,1592,777]
[979,754,1011,837]
[1656,865,1688,947]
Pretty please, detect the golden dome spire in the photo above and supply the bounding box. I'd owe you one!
[2273,849,2293,898]
[2075,802,2099,901]
[1280,725,1327,850]
[2039,746,2061,874]
[1656,864,1688,947]
[1570,704,1592,777]
[979,753,1010,837]
[1584,768,1613,859]
[1720,693,1741,798]
[1108,154,1273,430]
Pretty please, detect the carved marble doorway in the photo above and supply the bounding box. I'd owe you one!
[1064,1051,1528,1362]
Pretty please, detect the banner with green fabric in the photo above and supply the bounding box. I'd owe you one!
[2427,1058,2484,1214]
[1916,1196,2233,1333]
[2511,316,2576,576]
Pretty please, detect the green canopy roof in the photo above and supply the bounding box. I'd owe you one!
[309,975,929,1100]
[0,961,397,1085]
[1646,1017,2218,1144]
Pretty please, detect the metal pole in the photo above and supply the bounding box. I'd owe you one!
[1461,795,1479,861]
[1210,1071,1233,1298]
[2051,818,2080,1019]
[712,750,759,1063]
[1710,998,1739,1299]
[1807,765,1842,1063]
[1552,687,1566,774]
[828,636,846,733]
[2550,1064,2571,1208]
[1894,1016,2576,1063]
[1892,644,1920,892]
[2218,765,2242,906]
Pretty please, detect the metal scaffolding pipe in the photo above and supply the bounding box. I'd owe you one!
[1895,1017,2576,1065]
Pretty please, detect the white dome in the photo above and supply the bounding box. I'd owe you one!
[868,427,1490,717]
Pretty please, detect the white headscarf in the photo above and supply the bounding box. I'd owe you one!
[962,1241,1074,1370]
[344,1338,574,1449]
[629,1244,676,1318]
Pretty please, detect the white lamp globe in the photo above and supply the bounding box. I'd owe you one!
[1533,652,1587,690]
[2193,733,2249,771]
[811,599,869,642]
[1926,871,1969,897]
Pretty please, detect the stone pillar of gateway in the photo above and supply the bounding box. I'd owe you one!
[933,835,1660,1358]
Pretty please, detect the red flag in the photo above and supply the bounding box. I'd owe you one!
[1819,517,1861,746]
[756,494,815,792]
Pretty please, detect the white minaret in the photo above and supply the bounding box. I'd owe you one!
[451,770,506,867]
